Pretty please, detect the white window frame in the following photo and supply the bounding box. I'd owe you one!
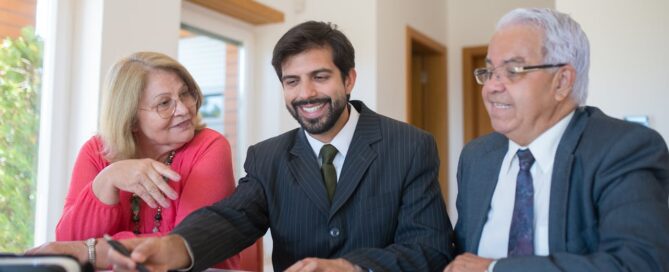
[181,1,254,179]
[33,0,76,246]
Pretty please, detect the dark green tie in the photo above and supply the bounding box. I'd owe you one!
[320,144,338,201]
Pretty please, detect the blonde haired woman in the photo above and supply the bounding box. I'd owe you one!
[29,52,239,269]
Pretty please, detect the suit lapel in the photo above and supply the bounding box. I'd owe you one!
[288,129,331,216]
[330,102,381,218]
[470,137,507,252]
[548,107,588,252]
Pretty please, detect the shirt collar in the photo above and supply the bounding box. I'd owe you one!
[503,111,575,174]
[305,103,360,159]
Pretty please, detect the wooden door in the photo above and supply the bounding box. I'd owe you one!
[463,46,493,143]
[406,27,449,203]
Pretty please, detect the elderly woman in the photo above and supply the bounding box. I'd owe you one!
[29,52,239,269]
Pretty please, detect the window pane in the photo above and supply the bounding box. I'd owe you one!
[178,26,242,171]
[0,0,42,252]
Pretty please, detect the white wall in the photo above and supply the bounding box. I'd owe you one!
[444,0,555,221]
[557,0,669,140]
[376,0,448,120]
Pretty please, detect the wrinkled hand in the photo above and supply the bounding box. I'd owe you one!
[285,258,363,272]
[93,158,181,208]
[26,241,87,263]
[444,253,494,272]
[107,235,190,272]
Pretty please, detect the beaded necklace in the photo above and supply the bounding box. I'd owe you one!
[131,150,176,234]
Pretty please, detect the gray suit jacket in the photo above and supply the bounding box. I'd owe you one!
[174,101,454,271]
[455,106,669,271]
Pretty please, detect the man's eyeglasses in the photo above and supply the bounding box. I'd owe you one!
[140,91,198,119]
[474,63,566,85]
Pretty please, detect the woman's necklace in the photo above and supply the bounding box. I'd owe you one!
[131,150,176,234]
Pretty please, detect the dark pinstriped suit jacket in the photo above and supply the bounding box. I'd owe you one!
[173,100,454,271]
[455,106,669,271]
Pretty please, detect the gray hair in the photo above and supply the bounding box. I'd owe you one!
[497,8,590,105]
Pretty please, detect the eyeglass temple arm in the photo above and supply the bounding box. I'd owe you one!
[512,63,567,73]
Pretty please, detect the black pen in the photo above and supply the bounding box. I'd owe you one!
[103,234,150,272]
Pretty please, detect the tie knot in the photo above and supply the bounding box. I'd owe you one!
[320,144,338,164]
[516,149,535,171]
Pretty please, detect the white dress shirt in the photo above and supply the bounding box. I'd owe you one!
[478,111,574,259]
[305,103,360,182]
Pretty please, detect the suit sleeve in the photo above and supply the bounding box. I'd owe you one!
[494,128,669,272]
[342,134,455,271]
[454,147,468,255]
[171,145,269,272]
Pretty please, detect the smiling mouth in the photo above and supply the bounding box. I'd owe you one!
[300,103,326,113]
[491,102,511,109]
[293,97,331,117]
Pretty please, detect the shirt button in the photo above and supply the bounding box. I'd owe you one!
[329,227,340,237]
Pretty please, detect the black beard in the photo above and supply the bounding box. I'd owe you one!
[288,97,346,135]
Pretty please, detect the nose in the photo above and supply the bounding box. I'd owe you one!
[173,98,190,116]
[297,79,318,99]
[492,69,503,82]
[483,73,505,94]
[487,65,511,84]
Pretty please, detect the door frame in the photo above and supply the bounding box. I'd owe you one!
[405,26,449,202]
[462,45,488,143]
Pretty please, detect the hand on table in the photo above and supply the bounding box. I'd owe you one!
[26,240,87,263]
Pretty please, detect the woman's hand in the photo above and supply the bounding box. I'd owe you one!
[26,241,88,263]
[92,159,181,208]
[27,239,112,269]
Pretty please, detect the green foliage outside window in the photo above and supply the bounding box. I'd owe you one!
[0,27,43,252]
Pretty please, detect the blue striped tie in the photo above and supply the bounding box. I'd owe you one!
[508,148,535,256]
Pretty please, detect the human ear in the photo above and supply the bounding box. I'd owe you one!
[344,68,357,95]
[554,65,576,101]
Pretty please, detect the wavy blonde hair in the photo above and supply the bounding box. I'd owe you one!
[99,52,205,162]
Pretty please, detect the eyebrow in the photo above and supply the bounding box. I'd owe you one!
[485,57,526,66]
[281,75,299,82]
[281,68,333,82]
[151,85,188,100]
[310,68,333,75]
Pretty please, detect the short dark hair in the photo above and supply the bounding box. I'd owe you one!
[271,21,355,82]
